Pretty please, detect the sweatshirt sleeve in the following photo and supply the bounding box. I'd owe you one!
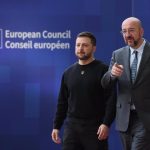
[101,64,117,127]
[102,85,117,127]
[53,74,68,129]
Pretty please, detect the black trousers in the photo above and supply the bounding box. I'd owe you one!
[62,117,108,150]
[119,110,150,150]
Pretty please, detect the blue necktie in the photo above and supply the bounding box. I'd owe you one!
[131,51,138,83]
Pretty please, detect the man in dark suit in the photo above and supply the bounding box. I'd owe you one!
[101,17,150,150]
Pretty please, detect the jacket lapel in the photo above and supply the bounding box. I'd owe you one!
[135,41,150,84]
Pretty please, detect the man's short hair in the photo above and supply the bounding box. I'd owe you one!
[77,32,96,46]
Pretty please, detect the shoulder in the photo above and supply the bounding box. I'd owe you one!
[145,40,150,47]
[94,59,108,71]
[63,62,78,75]
[114,46,129,54]
[94,59,107,66]
[112,46,129,58]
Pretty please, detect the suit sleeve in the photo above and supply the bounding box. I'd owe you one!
[101,51,117,89]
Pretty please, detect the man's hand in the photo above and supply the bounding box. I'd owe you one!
[111,63,123,77]
[97,124,109,140]
[51,129,61,144]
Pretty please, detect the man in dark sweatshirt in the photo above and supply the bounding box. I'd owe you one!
[51,31,116,150]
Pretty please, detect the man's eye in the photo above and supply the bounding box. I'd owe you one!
[121,29,135,35]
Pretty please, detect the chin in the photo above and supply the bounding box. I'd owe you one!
[79,58,88,60]
[126,41,134,46]
[78,55,89,60]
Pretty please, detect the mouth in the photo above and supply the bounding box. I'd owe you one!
[126,35,134,40]
[77,52,85,55]
[127,37,133,40]
[126,37,134,43]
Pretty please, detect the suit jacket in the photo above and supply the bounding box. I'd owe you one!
[101,40,150,132]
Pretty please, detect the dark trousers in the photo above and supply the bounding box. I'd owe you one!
[62,118,108,150]
[119,111,150,150]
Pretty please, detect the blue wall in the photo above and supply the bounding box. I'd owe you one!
[0,0,150,149]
